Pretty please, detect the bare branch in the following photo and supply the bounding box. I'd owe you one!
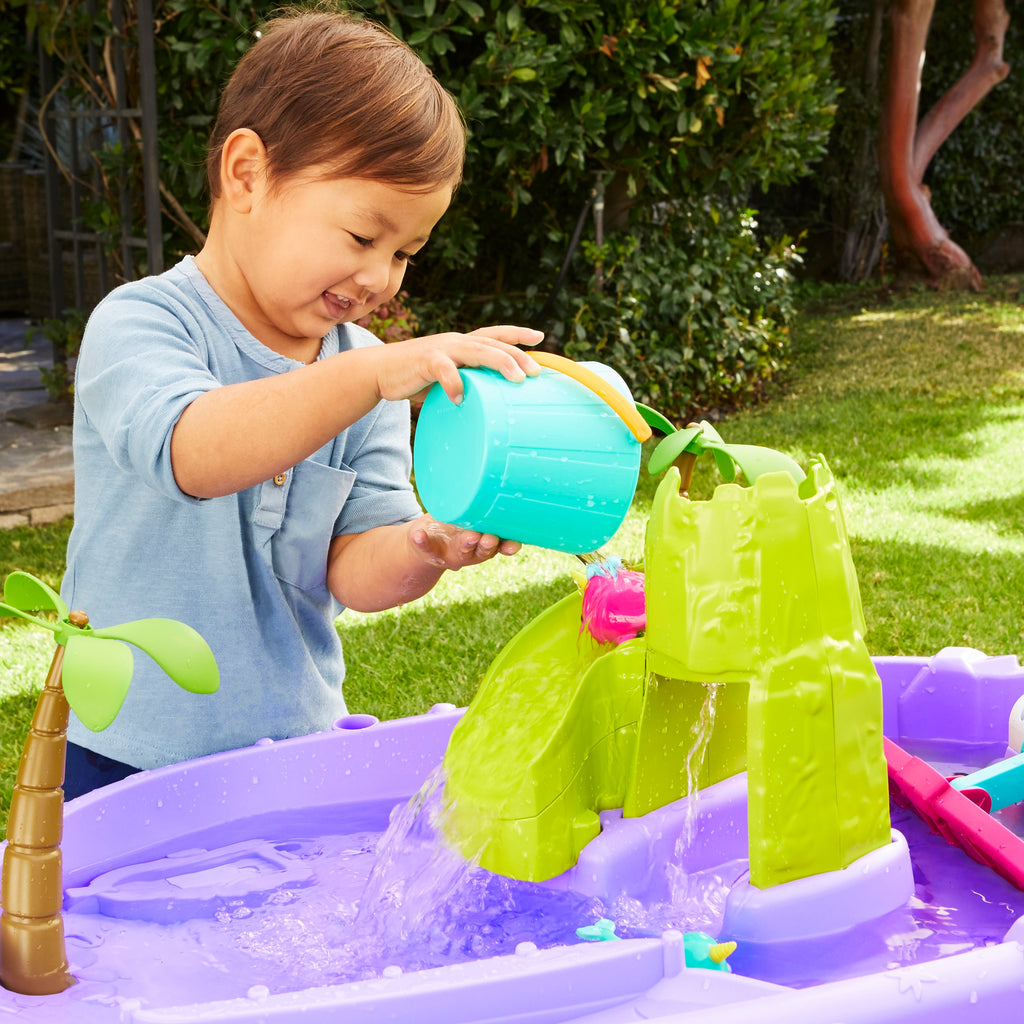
[878,0,986,290]
[913,0,1010,177]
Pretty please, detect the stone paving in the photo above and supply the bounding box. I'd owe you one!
[0,318,75,529]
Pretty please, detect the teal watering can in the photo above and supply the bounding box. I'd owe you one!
[413,353,651,554]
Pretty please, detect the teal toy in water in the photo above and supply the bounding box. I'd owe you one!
[683,932,737,972]
[574,919,736,972]
[576,918,620,942]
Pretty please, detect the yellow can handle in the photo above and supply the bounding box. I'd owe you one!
[532,352,652,443]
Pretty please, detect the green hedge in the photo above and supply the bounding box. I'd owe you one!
[555,202,801,416]
[370,1,836,306]
[14,0,839,420]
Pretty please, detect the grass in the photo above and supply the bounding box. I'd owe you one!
[2,275,1024,830]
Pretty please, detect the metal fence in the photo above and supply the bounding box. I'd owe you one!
[38,0,162,318]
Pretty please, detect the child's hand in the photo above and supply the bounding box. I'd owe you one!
[376,325,544,405]
[408,516,522,570]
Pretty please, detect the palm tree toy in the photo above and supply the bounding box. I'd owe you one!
[0,571,218,996]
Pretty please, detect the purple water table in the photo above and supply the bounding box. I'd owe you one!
[1,648,1024,1023]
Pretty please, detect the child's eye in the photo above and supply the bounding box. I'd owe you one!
[350,233,373,248]
[395,250,416,265]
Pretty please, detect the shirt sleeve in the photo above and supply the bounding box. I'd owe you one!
[327,322,422,536]
[75,286,221,503]
[333,393,423,536]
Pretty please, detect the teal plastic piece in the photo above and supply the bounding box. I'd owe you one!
[951,750,1024,811]
[413,362,642,554]
[683,932,735,972]
[576,918,620,942]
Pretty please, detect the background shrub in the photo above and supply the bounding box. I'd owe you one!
[9,0,839,420]
[554,201,801,417]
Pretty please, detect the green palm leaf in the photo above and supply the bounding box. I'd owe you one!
[648,425,703,476]
[648,421,805,486]
[717,443,806,486]
[635,403,678,437]
[1,572,218,732]
[63,634,134,732]
[92,619,219,694]
[2,571,68,621]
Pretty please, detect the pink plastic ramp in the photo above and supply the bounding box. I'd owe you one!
[883,736,1024,891]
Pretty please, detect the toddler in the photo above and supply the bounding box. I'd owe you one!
[60,9,541,797]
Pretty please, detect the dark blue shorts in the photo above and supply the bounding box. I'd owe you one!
[63,741,142,800]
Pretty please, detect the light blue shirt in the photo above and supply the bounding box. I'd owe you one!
[62,256,422,768]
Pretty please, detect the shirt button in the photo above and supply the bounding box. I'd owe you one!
[274,473,287,486]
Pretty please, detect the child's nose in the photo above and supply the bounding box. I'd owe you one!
[352,255,392,296]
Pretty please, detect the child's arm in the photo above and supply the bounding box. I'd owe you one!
[326,515,520,612]
[170,326,542,499]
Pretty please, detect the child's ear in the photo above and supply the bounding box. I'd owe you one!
[219,128,268,213]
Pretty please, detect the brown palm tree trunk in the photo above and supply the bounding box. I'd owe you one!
[0,640,75,995]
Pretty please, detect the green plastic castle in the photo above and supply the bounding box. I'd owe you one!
[441,427,891,890]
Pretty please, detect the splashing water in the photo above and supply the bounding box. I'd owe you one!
[350,766,605,971]
[682,682,722,849]
[187,771,605,996]
[660,681,726,908]
[216,761,738,995]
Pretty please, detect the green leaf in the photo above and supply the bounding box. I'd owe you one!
[636,403,677,436]
[92,619,219,694]
[62,634,133,732]
[647,421,804,486]
[510,67,537,81]
[719,443,806,486]
[3,571,68,619]
[648,426,703,475]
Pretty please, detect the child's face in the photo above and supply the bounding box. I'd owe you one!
[228,170,451,356]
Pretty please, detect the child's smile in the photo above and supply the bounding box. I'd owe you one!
[201,167,452,362]
[323,291,355,319]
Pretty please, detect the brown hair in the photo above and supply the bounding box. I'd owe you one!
[206,9,466,199]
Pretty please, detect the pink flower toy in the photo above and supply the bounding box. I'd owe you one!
[580,556,646,645]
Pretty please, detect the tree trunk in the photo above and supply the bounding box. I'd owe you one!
[878,0,1010,290]
[838,0,888,283]
[0,642,75,995]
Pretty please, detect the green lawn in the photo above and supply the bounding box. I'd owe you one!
[2,275,1024,830]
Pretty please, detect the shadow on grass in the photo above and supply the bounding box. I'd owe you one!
[937,489,1024,536]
